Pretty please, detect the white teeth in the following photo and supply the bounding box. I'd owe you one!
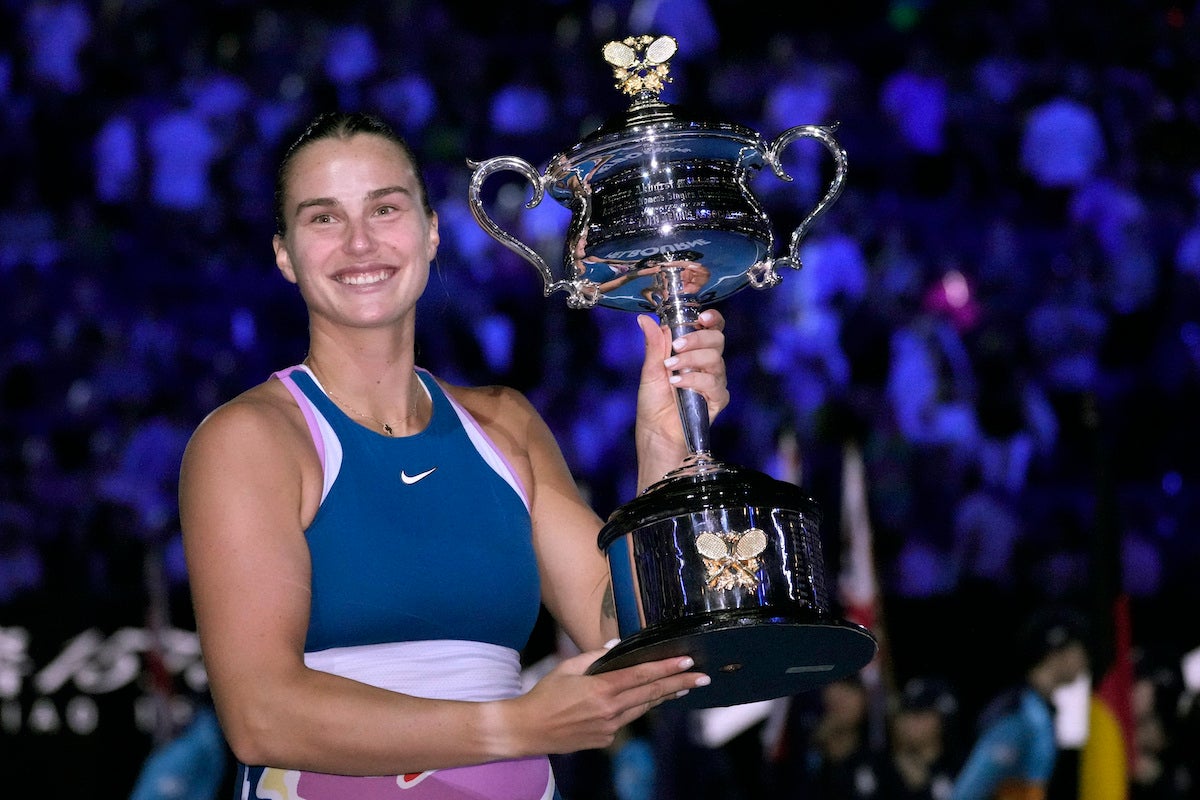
[337,270,390,285]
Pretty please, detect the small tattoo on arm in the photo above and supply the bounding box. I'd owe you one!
[601,582,616,620]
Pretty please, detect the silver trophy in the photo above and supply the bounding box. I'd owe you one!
[469,35,876,708]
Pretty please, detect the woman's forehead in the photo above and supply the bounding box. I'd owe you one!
[287,134,416,188]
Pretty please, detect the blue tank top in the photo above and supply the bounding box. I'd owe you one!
[285,367,540,654]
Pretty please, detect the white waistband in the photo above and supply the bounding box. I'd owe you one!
[304,640,524,701]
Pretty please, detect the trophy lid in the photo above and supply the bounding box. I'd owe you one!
[546,34,765,189]
[590,35,735,132]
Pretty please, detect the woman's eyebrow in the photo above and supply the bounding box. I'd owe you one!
[367,185,412,200]
[293,196,338,217]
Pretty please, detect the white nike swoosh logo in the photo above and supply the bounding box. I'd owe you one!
[400,467,437,485]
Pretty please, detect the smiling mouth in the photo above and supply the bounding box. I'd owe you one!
[336,269,393,286]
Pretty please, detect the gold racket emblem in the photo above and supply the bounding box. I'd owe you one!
[695,529,768,591]
[602,34,678,98]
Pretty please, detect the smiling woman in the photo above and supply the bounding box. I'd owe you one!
[177,110,729,800]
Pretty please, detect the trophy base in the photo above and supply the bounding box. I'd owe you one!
[586,608,877,709]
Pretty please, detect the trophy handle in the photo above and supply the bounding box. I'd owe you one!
[467,156,582,301]
[763,124,848,274]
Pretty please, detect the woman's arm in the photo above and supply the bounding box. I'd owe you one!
[180,390,506,774]
[470,309,729,653]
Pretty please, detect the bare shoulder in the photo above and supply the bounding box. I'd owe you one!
[440,380,539,435]
[187,378,303,449]
[436,379,554,489]
[179,374,326,532]
[181,377,315,484]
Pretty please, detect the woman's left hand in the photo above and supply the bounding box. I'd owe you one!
[634,309,728,487]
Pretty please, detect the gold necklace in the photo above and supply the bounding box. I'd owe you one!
[324,386,400,436]
[304,356,416,437]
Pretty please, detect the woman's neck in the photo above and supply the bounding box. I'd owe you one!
[303,332,427,436]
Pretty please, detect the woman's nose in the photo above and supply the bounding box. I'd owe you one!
[343,217,375,252]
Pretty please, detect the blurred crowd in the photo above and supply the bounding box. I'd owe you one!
[2,0,1200,797]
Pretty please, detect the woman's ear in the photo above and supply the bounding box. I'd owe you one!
[273,234,298,284]
[425,212,440,262]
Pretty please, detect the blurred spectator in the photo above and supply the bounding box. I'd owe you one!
[771,674,880,799]
[1019,81,1107,193]
[789,225,871,316]
[880,46,948,155]
[879,44,952,196]
[970,324,1058,494]
[1023,263,1109,453]
[145,95,221,214]
[92,104,143,207]
[1175,172,1200,282]
[1130,652,1195,799]
[949,467,1024,594]
[610,720,656,800]
[885,301,979,458]
[128,705,228,800]
[950,606,1091,800]
[95,396,192,536]
[21,0,92,95]
[323,21,380,107]
[762,218,870,436]
[0,180,63,273]
[488,75,554,140]
[760,302,850,439]
[871,676,961,800]
[369,72,437,139]
[0,502,42,605]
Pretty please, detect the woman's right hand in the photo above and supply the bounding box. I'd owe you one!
[502,647,709,756]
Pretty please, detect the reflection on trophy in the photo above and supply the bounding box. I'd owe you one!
[468,34,877,709]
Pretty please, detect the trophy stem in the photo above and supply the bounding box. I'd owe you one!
[654,266,713,462]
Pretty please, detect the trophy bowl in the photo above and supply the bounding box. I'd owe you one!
[468,34,877,708]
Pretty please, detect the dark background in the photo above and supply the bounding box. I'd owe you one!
[1,0,1199,797]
